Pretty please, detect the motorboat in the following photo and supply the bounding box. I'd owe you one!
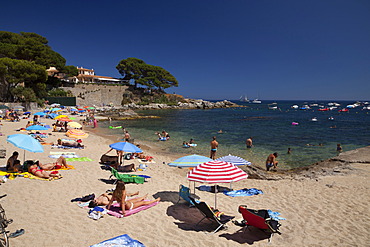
[339,108,349,112]
[252,99,262,104]
[317,108,330,111]
[328,117,334,121]
[311,117,318,121]
[291,105,299,109]
[268,103,278,110]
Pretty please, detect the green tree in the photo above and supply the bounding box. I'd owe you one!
[116,57,178,91]
[0,57,47,101]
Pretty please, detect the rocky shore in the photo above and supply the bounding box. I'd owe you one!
[243,146,370,181]
[94,99,241,119]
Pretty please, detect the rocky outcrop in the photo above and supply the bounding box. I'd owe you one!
[117,99,240,110]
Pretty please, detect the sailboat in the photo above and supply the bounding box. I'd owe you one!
[239,95,249,102]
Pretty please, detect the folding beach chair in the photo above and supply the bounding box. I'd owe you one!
[189,196,234,234]
[238,205,281,242]
[177,184,194,207]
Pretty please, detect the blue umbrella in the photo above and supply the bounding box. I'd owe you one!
[216,154,251,166]
[7,134,44,161]
[26,125,49,131]
[23,111,31,115]
[109,142,143,153]
[168,154,213,168]
[34,112,46,116]
[48,113,58,119]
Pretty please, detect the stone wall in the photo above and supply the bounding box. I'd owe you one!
[62,84,128,106]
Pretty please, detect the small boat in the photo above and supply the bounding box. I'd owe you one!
[291,105,299,109]
[292,122,299,125]
[311,117,318,122]
[339,108,349,112]
[268,103,278,110]
[252,99,262,104]
[328,117,334,121]
[317,108,330,111]
[239,95,249,102]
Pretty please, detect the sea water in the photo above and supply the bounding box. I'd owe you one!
[97,100,370,169]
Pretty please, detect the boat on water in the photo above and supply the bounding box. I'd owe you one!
[251,99,262,104]
[239,95,249,102]
[268,103,278,110]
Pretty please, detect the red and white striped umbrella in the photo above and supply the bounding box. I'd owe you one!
[187,160,248,183]
[187,160,248,209]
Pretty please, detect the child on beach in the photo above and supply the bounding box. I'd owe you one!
[107,181,160,216]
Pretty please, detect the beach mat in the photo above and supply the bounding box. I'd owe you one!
[90,234,145,247]
[65,157,93,162]
[107,201,159,218]
[0,171,62,181]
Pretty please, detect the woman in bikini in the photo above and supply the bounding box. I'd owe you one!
[28,163,62,180]
[35,156,69,170]
[107,181,160,216]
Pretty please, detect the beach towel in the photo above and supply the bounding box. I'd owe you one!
[90,234,145,247]
[51,144,84,149]
[65,157,93,162]
[49,154,79,158]
[0,171,61,181]
[223,188,264,197]
[267,210,286,221]
[107,201,159,218]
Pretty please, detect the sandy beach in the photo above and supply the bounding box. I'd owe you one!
[0,115,369,247]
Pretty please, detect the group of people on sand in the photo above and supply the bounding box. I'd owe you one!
[87,181,160,216]
[6,151,67,180]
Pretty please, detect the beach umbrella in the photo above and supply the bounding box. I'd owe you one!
[69,117,77,120]
[70,108,78,112]
[67,122,82,129]
[34,112,46,116]
[23,111,31,115]
[54,115,68,119]
[88,107,95,110]
[109,142,143,153]
[47,113,58,119]
[57,118,72,122]
[66,129,89,139]
[50,103,60,107]
[26,125,49,131]
[168,154,212,168]
[0,105,10,110]
[7,134,44,161]
[187,160,248,208]
[216,154,251,166]
[51,108,62,112]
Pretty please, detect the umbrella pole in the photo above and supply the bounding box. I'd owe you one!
[215,185,218,209]
[23,150,26,164]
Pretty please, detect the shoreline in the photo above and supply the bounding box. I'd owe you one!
[0,115,369,246]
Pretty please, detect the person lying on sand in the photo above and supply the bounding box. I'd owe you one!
[88,190,140,208]
[35,156,69,170]
[28,162,62,180]
[107,181,160,216]
[57,139,84,148]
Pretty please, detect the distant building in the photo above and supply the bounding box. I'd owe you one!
[46,66,126,84]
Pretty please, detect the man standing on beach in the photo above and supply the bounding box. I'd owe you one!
[266,152,278,171]
[246,137,253,148]
[210,136,218,159]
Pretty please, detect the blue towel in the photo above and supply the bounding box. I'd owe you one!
[91,234,145,247]
[267,210,286,221]
[223,188,263,197]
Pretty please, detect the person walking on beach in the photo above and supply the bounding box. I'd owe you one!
[266,152,278,171]
[246,137,253,148]
[210,136,219,159]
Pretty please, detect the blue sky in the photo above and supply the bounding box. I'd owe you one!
[1,0,369,100]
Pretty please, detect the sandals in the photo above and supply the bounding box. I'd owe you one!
[9,229,25,238]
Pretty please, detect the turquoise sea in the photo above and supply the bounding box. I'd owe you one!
[97,100,370,169]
